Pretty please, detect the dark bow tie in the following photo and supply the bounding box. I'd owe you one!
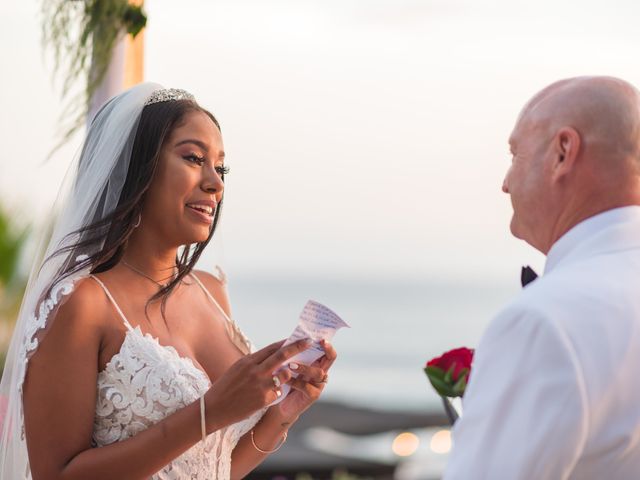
[521,266,538,287]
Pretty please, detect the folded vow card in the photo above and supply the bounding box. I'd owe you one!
[272,300,350,404]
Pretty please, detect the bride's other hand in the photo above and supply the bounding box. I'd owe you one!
[204,338,310,431]
[275,339,338,422]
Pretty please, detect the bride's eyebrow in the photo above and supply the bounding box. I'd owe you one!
[175,139,208,152]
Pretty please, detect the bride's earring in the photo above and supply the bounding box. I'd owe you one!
[133,213,141,228]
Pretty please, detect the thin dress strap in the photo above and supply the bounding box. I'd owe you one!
[89,275,135,331]
[190,272,252,355]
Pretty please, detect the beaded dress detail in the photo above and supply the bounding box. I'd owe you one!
[90,273,263,479]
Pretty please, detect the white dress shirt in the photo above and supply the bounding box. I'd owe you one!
[444,206,640,480]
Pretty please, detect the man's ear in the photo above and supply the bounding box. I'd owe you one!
[552,127,581,182]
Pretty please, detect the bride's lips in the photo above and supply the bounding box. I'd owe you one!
[185,202,216,225]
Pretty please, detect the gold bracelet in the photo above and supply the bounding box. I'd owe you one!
[250,429,288,454]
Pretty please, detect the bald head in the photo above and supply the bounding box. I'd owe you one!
[504,76,640,253]
[520,76,640,168]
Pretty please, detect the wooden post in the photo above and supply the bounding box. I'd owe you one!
[87,0,146,121]
[124,0,144,88]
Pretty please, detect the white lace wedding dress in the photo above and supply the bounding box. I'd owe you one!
[89,273,264,479]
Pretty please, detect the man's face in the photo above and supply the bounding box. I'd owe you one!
[502,114,552,249]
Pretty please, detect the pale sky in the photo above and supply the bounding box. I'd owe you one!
[2,0,640,282]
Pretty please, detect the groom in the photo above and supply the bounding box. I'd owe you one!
[444,76,640,479]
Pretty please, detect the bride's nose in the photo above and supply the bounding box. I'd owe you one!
[202,165,224,194]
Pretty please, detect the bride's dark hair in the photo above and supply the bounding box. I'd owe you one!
[44,98,223,308]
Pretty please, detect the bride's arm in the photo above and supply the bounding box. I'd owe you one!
[22,279,307,480]
[229,408,295,480]
[230,342,338,479]
[193,269,338,479]
[23,278,211,480]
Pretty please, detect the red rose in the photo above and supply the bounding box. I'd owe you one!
[427,347,474,381]
[425,347,474,398]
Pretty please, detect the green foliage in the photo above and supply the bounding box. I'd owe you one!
[294,470,373,480]
[424,365,469,398]
[0,212,27,286]
[41,0,148,150]
[0,208,29,377]
[331,470,372,480]
[0,349,6,381]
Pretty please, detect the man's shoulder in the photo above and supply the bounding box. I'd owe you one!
[493,273,566,325]
[485,295,552,344]
[527,251,638,306]
[486,255,640,353]
[485,269,591,344]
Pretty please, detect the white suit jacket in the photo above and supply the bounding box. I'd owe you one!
[444,206,640,480]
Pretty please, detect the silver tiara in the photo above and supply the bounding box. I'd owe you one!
[144,88,196,106]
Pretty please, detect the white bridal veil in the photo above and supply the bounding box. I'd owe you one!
[0,82,162,479]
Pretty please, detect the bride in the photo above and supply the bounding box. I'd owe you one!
[0,83,336,479]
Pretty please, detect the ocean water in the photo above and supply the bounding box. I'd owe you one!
[227,274,520,413]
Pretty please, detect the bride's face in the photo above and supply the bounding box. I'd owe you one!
[142,110,226,246]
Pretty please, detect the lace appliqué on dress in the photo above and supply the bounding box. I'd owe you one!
[94,327,210,445]
[93,327,265,479]
[17,279,76,396]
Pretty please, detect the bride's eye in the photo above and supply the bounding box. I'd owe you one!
[215,165,230,176]
[184,153,205,166]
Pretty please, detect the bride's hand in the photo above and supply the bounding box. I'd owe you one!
[204,338,311,431]
[275,339,338,422]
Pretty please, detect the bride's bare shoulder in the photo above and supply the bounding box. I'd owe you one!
[192,268,231,317]
[25,276,111,377]
[49,276,112,334]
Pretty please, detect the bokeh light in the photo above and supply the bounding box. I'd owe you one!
[430,429,452,454]
[392,432,420,457]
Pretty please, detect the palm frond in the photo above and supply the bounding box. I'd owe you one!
[41,0,147,151]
